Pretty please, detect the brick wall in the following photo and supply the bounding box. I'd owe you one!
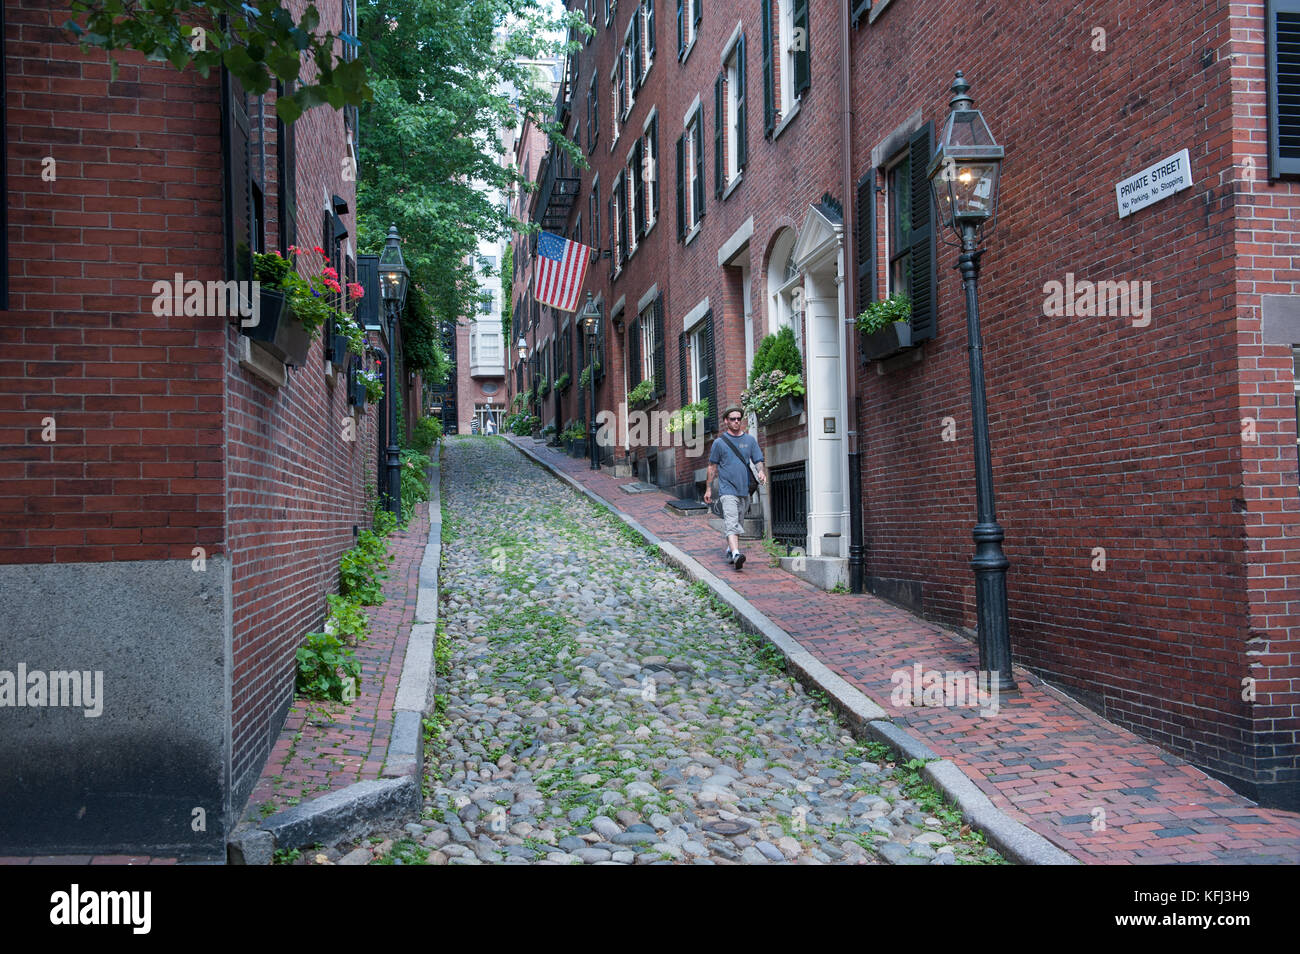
[0,0,376,822]
[1,2,225,563]
[223,1,367,806]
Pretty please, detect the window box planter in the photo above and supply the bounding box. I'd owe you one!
[758,394,805,426]
[348,377,367,409]
[325,331,350,366]
[241,287,314,367]
[861,320,914,362]
[566,437,588,458]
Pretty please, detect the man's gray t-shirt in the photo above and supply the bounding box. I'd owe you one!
[709,433,763,497]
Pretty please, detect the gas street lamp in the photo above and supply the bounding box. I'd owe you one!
[579,292,601,470]
[926,72,1016,692]
[377,224,409,518]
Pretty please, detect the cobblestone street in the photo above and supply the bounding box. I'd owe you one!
[346,437,1001,865]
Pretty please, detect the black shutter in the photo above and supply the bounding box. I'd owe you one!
[761,0,775,137]
[652,293,666,398]
[593,77,599,146]
[647,0,655,58]
[618,48,627,116]
[908,122,937,343]
[628,317,642,386]
[856,171,876,318]
[609,192,617,277]
[693,119,705,222]
[702,309,717,433]
[276,82,297,254]
[735,35,747,171]
[1269,0,1300,178]
[714,72,725,198]
[793,0,809,98]
[676,133,686,240]
[586,83,593,150]
[223,69,252,282]
[852,0,871,29]
[631,13,642,89]
[649,115,660,221]
[676,0,684,59]
[692,0,700,34]
[592,179,600,246]
[679,330,688,403]
[618,176,629,265]
[633,139,646,237]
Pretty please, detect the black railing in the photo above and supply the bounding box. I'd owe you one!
[770,463,808,551]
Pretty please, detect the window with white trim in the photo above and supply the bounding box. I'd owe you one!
[639,300,656,384]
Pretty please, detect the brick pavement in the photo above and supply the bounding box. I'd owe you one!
[243,503,430,821]
[0,503,430,866]
[512,436,1300,865]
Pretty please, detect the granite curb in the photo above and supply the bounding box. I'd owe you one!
[228,453,443,864]
[508,436,1074,866]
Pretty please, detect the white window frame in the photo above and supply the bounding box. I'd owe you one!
[682,0,700,59]
[884,148,911,299]
[684,104,701,232]
[639,301,656,384]
[625,143,639,258]
[642,109,658,234]
[688,320,707,403]
[609,65,621,149]
[777,0,795,118]
[612,171,624,275]
[724,44,741,184]
[640,1,654,82]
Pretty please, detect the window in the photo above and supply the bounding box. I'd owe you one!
[1269,0,1300,177]
[609,172,626,276]
[640,0,656,82]
[761,0,809,137]
[715,35,747,197]
[681,311,717,432]
[675,108,705,239]
[642,115,659,234]
[626,142,641,256]
[628,293,665,396]
[604,0,616,28]
[870,122,937,345]
[587,74,599,152]
[676,0,701,60]
[610,69,622,146]
[886,151,911,299]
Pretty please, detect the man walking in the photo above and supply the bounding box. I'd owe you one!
[703,405,766,571]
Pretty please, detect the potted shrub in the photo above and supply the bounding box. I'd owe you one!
[358,367,384,404]
[627,376,655,410]
[561,420,588,457]
[666,399,709,436]
[742,327,805,424]
[555,372,571,393]
[857,293,914,361]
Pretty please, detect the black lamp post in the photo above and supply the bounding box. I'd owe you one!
[926,72,1015,692]
[580,292,601,470]
[377,224,409,518]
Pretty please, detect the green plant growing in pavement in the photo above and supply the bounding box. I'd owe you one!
[325,593,369,644]
[829,581,849,594]
[295,629,361,702]
[272,846,302,865]
[340,529,391,605]
[371,838,429,865]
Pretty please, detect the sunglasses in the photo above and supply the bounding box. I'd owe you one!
[726,416,743,422]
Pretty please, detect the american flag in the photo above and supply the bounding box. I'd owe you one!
[533,231,591,312]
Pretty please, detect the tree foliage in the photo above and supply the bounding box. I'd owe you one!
[355,0,585,343]
[62,0,370,123]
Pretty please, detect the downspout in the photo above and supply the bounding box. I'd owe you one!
[841,0,866,593]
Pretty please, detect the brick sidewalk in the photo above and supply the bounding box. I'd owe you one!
[242,503,430,823]
[513,436,1300,865]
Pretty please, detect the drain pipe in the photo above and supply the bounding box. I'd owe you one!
[840,0,866,594]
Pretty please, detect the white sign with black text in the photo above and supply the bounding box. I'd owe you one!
[1115,149,1192,219]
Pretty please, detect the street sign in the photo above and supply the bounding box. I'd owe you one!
[1115,149,1192,219]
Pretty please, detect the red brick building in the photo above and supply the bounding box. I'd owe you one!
[0,0,405,856]
[510,0,1300,807]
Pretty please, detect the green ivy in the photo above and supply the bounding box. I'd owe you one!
[295,630,362,702]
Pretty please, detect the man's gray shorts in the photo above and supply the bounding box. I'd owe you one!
[721,494,749,536]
